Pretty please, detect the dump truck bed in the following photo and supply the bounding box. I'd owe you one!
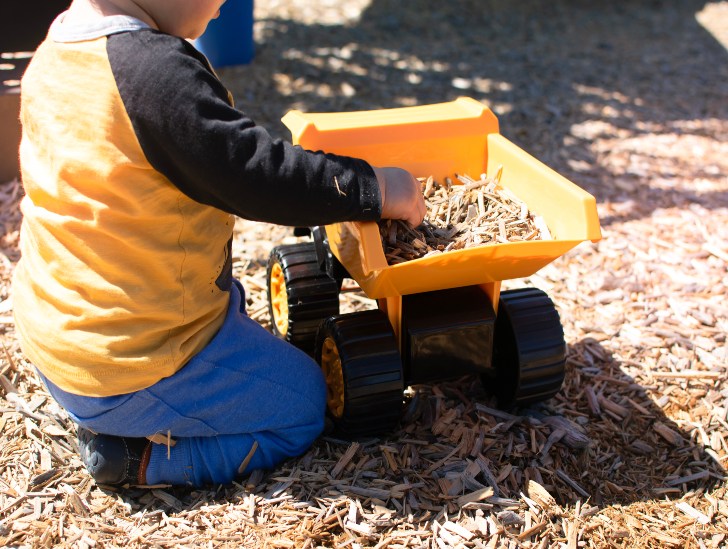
[283,97,601,299]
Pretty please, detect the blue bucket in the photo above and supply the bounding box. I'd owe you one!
[194,0,255,67]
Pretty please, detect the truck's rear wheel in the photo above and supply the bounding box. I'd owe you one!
[488,288,566,407]
[315,310,404,439]
[266,243,340,355]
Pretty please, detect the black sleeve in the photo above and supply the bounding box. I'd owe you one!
[106,30,381,226]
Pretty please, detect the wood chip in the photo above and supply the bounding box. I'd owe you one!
[379,172,547,264]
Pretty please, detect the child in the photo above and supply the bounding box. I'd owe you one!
[13,0,425,487]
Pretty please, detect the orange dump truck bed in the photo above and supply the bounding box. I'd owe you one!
[282,97,601,300]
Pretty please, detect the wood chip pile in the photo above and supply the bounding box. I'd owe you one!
[2,1,727,547]
[379,172,549,265]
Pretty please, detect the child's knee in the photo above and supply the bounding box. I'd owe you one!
[271,350,326,450]
[284,361,327,444]
[301,355,328,417]
[277,342,328,418]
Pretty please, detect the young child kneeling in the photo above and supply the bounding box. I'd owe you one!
[13,0,425,487]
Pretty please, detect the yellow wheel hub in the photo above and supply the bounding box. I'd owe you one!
[269,262,289,336]
[320,337,345,418]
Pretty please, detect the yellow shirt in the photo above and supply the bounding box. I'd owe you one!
[14,33,231,396]
[13,16,381,397]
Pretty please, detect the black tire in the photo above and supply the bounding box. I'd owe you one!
[315,310,405,439]
[266,243,340,355]
[488,288,566,408]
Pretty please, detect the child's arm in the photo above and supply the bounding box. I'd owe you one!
[107,31,424,227]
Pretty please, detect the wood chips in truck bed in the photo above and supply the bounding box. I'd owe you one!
[380,172,549,265]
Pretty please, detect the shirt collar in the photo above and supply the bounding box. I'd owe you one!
[49,11,151,43]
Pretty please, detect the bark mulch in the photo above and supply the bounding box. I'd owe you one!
[1,1,727,547]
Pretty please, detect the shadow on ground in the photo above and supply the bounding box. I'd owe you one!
[220,0,728,226]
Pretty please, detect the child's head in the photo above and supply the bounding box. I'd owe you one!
[79,0,225,39]
[139,0,225,39]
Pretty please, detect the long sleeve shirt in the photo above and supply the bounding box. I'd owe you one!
[13,13,381,396]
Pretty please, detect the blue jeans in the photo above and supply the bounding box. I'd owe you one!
[40,280,327,486]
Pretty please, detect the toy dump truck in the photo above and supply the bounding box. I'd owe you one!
[266,98,602,438]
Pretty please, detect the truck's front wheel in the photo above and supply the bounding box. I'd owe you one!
[315,310,404,439]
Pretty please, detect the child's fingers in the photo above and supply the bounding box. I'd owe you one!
[373,166,426,226]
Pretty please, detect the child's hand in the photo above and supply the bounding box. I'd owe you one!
[374,167,426,227]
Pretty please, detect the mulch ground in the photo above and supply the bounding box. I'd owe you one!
[1,1,727,547]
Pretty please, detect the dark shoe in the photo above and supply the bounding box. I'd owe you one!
[77,427,151,486]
